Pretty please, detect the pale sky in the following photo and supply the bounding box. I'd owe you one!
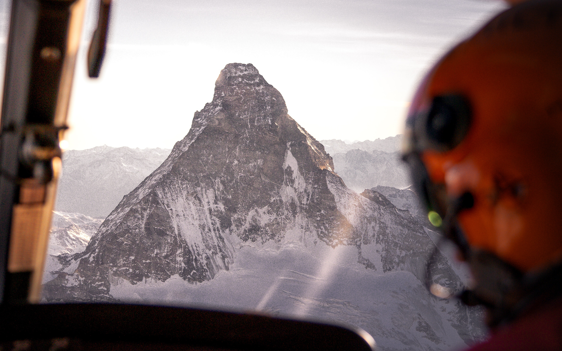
[2,0,507,149]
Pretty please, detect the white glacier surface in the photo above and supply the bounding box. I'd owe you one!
[110,243,474,351]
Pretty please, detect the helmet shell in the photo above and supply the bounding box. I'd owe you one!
[404,0,562,272]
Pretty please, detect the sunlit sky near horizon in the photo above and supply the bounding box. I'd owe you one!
[2,0,506,150]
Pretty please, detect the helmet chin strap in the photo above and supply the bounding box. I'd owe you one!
[426,192,562,328]
[459,250,524,327]
[460,250,562,328]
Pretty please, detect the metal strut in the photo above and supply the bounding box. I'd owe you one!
[0,0,110,304]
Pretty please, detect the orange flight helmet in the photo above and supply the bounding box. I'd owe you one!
[402,0,562,274]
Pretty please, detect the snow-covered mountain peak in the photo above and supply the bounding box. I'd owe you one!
[46,63,348,295]
[43,64,485,350]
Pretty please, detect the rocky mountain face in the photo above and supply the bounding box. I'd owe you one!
[55,146,170,218]
[43,63,485,350]
[365,185,426,221]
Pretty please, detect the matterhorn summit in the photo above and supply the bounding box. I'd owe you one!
[43,63,484,351]
[44,62,364,298]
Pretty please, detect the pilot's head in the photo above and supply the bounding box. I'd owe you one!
[402,0,562,327]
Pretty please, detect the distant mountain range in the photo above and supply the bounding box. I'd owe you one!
[320,137,402,155]
[53,138,408,221]
[319,137,411,192]
[44,63,484,351]
[331,149,410,191]
[55,146,170,218]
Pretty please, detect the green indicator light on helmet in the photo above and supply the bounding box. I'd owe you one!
[428,211,443,227]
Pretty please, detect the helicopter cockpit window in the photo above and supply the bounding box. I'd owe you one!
[40,1,505,350]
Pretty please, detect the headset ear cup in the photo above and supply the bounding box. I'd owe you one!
[423,94,472,152]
